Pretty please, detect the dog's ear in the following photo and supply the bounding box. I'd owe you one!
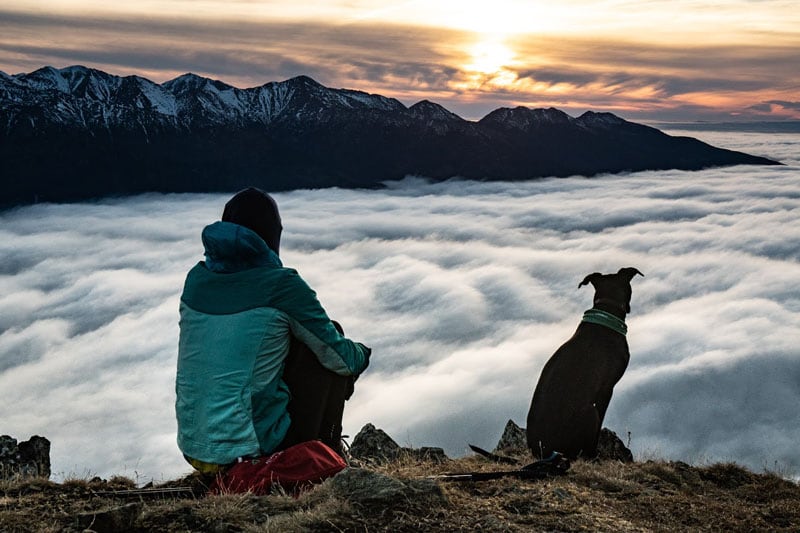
[578,273,603,288]
[618,267,644,281]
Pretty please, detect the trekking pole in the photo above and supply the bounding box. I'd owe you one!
[427,451,570,482]
[91,486,197,499]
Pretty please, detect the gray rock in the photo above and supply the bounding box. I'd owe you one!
[0,435,51,480]
[0,435,16,457]
[493,419,527,453]
[349,423,402,463]
[349,424,449,463]
[330,468,447,508]
[412,446,448,463]
[596,428,634,463]
[490,422,633,462]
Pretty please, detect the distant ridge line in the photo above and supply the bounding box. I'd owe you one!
[651,121,800,133]
[0,65,781,207]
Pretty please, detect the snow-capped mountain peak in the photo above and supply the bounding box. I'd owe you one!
[0,66,420,129]
[1,65,779,208]
[577,111,628,128]
[409,100,464,122]
[479,106,575,130]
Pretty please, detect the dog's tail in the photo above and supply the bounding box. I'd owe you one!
[468,444,518,464]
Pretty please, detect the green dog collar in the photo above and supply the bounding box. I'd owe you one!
[581,308,627,336]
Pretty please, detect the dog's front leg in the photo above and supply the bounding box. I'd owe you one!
[593,387,615,427]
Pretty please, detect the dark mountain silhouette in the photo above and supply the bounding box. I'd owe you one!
[0,65,780,207]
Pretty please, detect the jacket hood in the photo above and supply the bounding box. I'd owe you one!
[201,221,282,273]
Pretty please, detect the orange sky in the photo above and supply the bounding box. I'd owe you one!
[1,0,798,121]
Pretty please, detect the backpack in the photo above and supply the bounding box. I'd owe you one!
[210,440,346,496]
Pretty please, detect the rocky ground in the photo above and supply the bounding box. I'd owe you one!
[2,425,799,532]
[2,454,799,532]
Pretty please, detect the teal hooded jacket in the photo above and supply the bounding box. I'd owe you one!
[176,221,371,464]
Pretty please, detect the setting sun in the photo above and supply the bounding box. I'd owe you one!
[466,38,516,75]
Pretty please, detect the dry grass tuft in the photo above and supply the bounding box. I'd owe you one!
[1,455,798,532]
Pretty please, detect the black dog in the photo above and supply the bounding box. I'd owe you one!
[526,267,643,459]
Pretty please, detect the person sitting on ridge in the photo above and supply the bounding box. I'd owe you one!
[175,187,371,475]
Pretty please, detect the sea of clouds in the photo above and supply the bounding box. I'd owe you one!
[1,129,798,482]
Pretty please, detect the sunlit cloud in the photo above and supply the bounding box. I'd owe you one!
[1,1,799,121]
[1,131,798,482]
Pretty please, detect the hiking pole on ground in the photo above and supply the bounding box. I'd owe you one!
[428,451,570,482]
[91,486,197,499]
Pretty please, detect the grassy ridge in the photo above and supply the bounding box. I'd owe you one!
[1,453,799,532]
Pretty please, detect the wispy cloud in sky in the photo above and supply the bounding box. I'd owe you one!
[1,1,798,121]
[1,131,798,482]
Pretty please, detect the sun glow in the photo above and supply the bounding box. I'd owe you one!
[466,38,515,75]
[452,36,520,89]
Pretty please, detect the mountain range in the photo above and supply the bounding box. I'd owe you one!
[0,65,780,207]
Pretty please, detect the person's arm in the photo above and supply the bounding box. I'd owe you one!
[273,269,370,376]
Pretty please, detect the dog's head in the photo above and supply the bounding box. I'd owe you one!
[579,267,643,315]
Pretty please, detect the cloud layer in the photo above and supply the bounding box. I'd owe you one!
[0,130,798,482]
